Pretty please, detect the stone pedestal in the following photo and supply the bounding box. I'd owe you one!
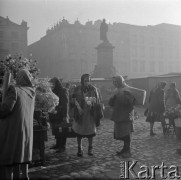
[92,41,116,78]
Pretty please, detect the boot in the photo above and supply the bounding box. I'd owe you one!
[150,130,156,136]
[121,149,132,158]
[56,147,66,153]
[88,146,93,156]
[116,147,126,156]
[77,146,83,157]
[121,140,131,158]
[50,138,59,149]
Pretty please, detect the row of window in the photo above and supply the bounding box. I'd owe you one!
[131,61,180,73]
[0,31,19,39]
[130,46,180,58]
[0,42,19,51]
[131,34,179,47]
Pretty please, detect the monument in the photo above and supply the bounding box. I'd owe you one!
[92,19,116,78]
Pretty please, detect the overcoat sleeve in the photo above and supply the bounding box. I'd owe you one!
[61,88,69,119]
[108,95,116,107]
[0,85,17,118]
[159,89,165,112]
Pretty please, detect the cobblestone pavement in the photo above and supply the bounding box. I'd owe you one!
[29,107,181,180]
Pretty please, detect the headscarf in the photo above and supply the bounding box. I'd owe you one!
[16,69,33,87]
[49,77,63,97]
[159,81,167,89]
[81,74,90,86]
[112,75,126,89]
[81,74,91,93]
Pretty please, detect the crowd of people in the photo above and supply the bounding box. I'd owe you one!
[0,70,105,179]
[1,67,181,179]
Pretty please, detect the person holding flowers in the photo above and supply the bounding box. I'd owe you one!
[0,69,35,180]
[71,74,103,157]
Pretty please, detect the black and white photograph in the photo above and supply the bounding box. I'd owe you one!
[0,0,181,179]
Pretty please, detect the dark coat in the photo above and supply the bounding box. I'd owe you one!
[109,88,135,139]
[0,85,35,165]
[55,87,69,121]
[148,87,165,113]
[49,87,69,137]
[109,89,135,123]
[165,88,181,108]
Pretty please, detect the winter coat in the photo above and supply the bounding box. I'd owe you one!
[72,84,102,136]
[0,85,35,165]
[165,88,181,108]
[148,87,165,113]
[109,87,135,139]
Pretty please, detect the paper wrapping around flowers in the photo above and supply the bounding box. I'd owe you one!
[35,79,59,112]
[122,85,146,106]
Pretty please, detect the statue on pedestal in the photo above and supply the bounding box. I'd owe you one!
[100,19,108,42]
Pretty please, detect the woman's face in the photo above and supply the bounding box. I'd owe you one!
[83,76,90,87]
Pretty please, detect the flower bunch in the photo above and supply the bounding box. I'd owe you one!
[34,78,59,113]
[0,54,40,79]
[165,105,181,119]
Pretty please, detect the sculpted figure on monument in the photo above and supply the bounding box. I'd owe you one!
[100,19,108,42]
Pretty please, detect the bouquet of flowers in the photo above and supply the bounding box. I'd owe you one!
[0,54,40,103]
[34,78,59,113]
[164,105,181,119]
[0,54,40,80]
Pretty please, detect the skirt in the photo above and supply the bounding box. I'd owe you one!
[146,111,164,123]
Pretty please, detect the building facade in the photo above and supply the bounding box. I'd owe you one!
[28,18,181,80]
[0,16,28,59]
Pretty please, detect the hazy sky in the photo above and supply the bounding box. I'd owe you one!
[1,0,181,45]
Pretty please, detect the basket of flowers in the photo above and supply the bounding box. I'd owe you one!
[164,105,181,139]
[164,106,181,120]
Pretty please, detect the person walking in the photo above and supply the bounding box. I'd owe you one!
[0,69,35,180]
[108,75,135,158]
[146,81,167,136]
[71,74,103,157]
[49,77,69,153]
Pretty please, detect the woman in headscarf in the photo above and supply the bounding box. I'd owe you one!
[108,75,135,158]
[72,74,103,157]
[165,82,181,128]
[0,69,35,180]
[49,77,69,153]
[146,81,167,136]
[165,82,181,109]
